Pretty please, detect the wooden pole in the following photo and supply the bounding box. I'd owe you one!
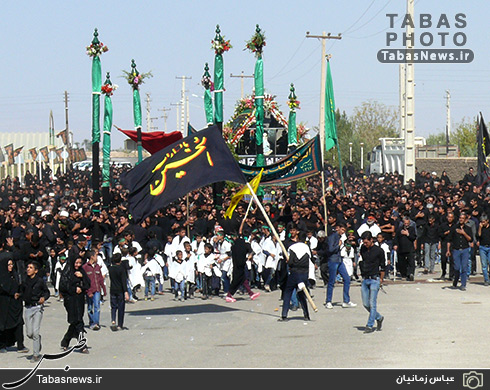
[246,182,318,312]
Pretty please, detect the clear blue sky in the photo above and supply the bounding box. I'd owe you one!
[1,0,488,149]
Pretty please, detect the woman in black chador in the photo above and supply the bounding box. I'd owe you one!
[0,255,28,353]
[59,256,90,353]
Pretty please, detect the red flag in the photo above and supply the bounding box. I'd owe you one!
[115,126,183,155]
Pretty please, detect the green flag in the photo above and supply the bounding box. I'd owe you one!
[324,60,345,194]
[324,60,337,152]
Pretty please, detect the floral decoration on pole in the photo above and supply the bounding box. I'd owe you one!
[88,28,108,213]
[123,60,152,164]
[287,83,300,150]
[212,24,230,126]
[245,24,266,57]
[245,24,266,167]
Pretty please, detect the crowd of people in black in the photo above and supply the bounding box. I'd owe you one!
[1,161,490,358]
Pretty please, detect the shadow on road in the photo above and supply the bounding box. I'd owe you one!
[128,303,239,316]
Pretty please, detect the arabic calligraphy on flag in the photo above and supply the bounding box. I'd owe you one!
[120,125,246,223]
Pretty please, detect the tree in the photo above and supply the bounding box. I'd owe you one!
[451,116,478,157]
[349,100,398,169]
[426,132,447,146]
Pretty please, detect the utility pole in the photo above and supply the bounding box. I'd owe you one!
[171,102,181,133]
[399,64,406,139]
[158,106,171,132]
[230,71,254,99]
[404,0,416,184]
[64,91,71,167]
[306,31,342,157]
[445,89,451,137]
[146,93,152,132]
[306,31,342,235]
[446,89,451,156]
[176,76,192,135]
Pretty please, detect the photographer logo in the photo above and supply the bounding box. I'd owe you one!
[463,371,484,389]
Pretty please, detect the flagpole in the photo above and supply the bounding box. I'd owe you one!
[246,182,318,312]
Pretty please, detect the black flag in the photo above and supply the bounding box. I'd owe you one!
[120,125,246,223]
[476,112,490,187]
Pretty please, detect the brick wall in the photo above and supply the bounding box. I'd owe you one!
[416,157,477,183]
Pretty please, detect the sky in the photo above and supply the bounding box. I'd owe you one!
[1,0,488,150]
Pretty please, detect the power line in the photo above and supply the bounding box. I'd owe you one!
[344,0,392,35]
[342,0,377,35]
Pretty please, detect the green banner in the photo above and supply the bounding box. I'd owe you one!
[92,56,102,143]
[92,94,101,143]
[204,89,213,125]
[133,89,142,128]
[214,54,224,123]
[133,88,143,164]
[102,94,113,188]
[254,56,264,167]
[239,135,322,185]
[288,110,297,148]
[324,60,337,152]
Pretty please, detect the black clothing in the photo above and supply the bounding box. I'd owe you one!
[228,237,252,295]
[421,222,440,244]
[359,244,386,278]
[393,225,416,253]
[20,274,50,308]
[108,264,128,295]
[448,224,473,250]
[478,225,490,246]
[0,255,23,334]
[59,262,90,348]
[287,242,311,274]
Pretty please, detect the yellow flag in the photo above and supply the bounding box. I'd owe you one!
[224,169,263,219]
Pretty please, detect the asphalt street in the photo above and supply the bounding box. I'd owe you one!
[2,262,490,369]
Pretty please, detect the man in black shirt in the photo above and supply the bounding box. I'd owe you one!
[438,212,456,280]
[20,261,50,362]
[108,254,129,331]
[359,231,386,334]
[446,211,473,291]
[477,215,490,286]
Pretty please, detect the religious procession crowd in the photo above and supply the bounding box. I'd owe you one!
[1,161,490,360]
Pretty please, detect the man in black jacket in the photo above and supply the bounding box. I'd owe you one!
[278,231,311,322]
[20,261,50,362]
[393,216,417,281]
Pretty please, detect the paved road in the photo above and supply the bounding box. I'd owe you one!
[2,263,490,369]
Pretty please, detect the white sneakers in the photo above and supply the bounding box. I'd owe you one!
[326,301,357,309]
[342,301,357,308]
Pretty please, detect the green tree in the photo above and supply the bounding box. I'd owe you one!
[349,100,398,169]
[426,132,447,146]
[450,116,478,157]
